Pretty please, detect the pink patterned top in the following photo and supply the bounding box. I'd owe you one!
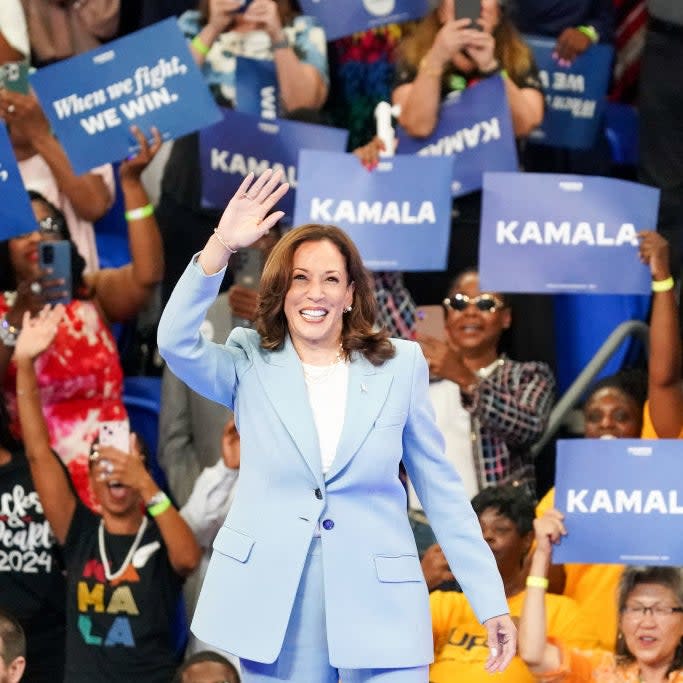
[2,296,126,509]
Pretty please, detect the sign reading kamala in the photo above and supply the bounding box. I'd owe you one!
[0,123,39,240]
[293,150,452,271]
[199,108,348,219]
[29,18,222,174]
[396,75,517,198]
[298,0,429,41]
[554,439,683,565]
[479,173,659,295]
[526,36,614,150]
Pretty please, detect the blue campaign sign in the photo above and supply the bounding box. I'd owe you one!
[525,36,614,150]
[0,123,38,240]
[235,57,278,118]
[479,173,659,295]
[293,150,452,271]
[396,76,518,198]
[30,18,222,174]
[554,439,683,565]
[199,108,348,219]
[298,0,429,41]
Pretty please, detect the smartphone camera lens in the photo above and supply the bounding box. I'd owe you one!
[42,245,54,264]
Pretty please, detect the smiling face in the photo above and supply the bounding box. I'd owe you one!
[620,583,683,671]
[445,272,510,356]
[583,387,643,439]
[283,239,354,359]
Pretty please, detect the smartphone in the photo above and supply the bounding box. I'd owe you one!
[99,419,130,453]
[455,0,482,27]
[0,62,29,94]
[232,247,264,328]
[415,305,447,341]
[237,0,253,12]
[38,240,72,305]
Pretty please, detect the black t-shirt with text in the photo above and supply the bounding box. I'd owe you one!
[63,503,182,683]
[0,450,65,683]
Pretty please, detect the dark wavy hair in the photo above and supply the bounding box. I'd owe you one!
[0,396,19,453]
[0,191,87,296]
[616,566,683,673]
[256,224,395,366]
[172,650,240,683]
[471,484,535,537]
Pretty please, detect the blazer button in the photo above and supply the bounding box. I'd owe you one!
[322,519,334,530]
[314,488,323,500]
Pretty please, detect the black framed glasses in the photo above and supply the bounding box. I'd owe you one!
[622,604,683,619]
[443,293,505,313]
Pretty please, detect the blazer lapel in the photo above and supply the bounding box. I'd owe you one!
[254,336,323,487]
[325,354,393,482]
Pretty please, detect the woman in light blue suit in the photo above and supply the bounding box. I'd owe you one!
[157,169,516,682]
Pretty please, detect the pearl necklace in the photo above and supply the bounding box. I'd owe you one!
[98,516,148,582]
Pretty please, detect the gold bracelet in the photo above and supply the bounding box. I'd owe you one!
[526,575,549,590]
[652,276,674,293]
[213,228,237,254]
[419,56,443,78]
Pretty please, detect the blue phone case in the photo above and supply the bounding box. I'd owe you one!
[38,240,72,305]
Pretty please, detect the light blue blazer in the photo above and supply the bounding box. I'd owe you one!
[157,258,508,668]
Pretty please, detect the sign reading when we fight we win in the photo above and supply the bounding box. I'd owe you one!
[478,172,660,295]
[30,18,222,173]
[554,439,683,565]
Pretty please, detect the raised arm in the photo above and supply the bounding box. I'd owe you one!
[393,17,474,138]
[639,231,683,437]
[96,435,202,577]
[518,508,567,673]
[88,126,164,323]
[157,170,288,402]
[14,305,76,545]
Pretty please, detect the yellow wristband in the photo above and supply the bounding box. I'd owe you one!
[124,204,154,222]
[147,494,172,517]
[652,276,674,293]
[191,35,210,56]
[526,575,549,589]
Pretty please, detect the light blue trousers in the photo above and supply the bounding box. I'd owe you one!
[240,538,428,683]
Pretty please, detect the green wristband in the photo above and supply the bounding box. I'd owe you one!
[124,204,154,222]
[577,25,599,43]
[147,494,172,517]
[191,35,210,56]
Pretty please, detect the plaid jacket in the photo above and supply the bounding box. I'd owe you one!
[460,356,555,498]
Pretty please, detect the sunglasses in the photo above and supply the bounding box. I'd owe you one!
[443,293,505,313]
[14,216,65,241]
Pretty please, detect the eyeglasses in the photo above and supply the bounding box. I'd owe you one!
[14,216,65,241]
[443,293,505,313]
[622,604,683,619]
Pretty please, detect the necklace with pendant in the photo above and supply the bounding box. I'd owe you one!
[98,516,148,582]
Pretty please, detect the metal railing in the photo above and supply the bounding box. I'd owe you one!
[531,319,650,456]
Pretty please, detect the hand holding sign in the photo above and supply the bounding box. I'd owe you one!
[215,169,289,251]
[119,125,163,184]
[554,27,594,66]
[0,90,51,143]
[533,508,567,560]
[638,231,671,283]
